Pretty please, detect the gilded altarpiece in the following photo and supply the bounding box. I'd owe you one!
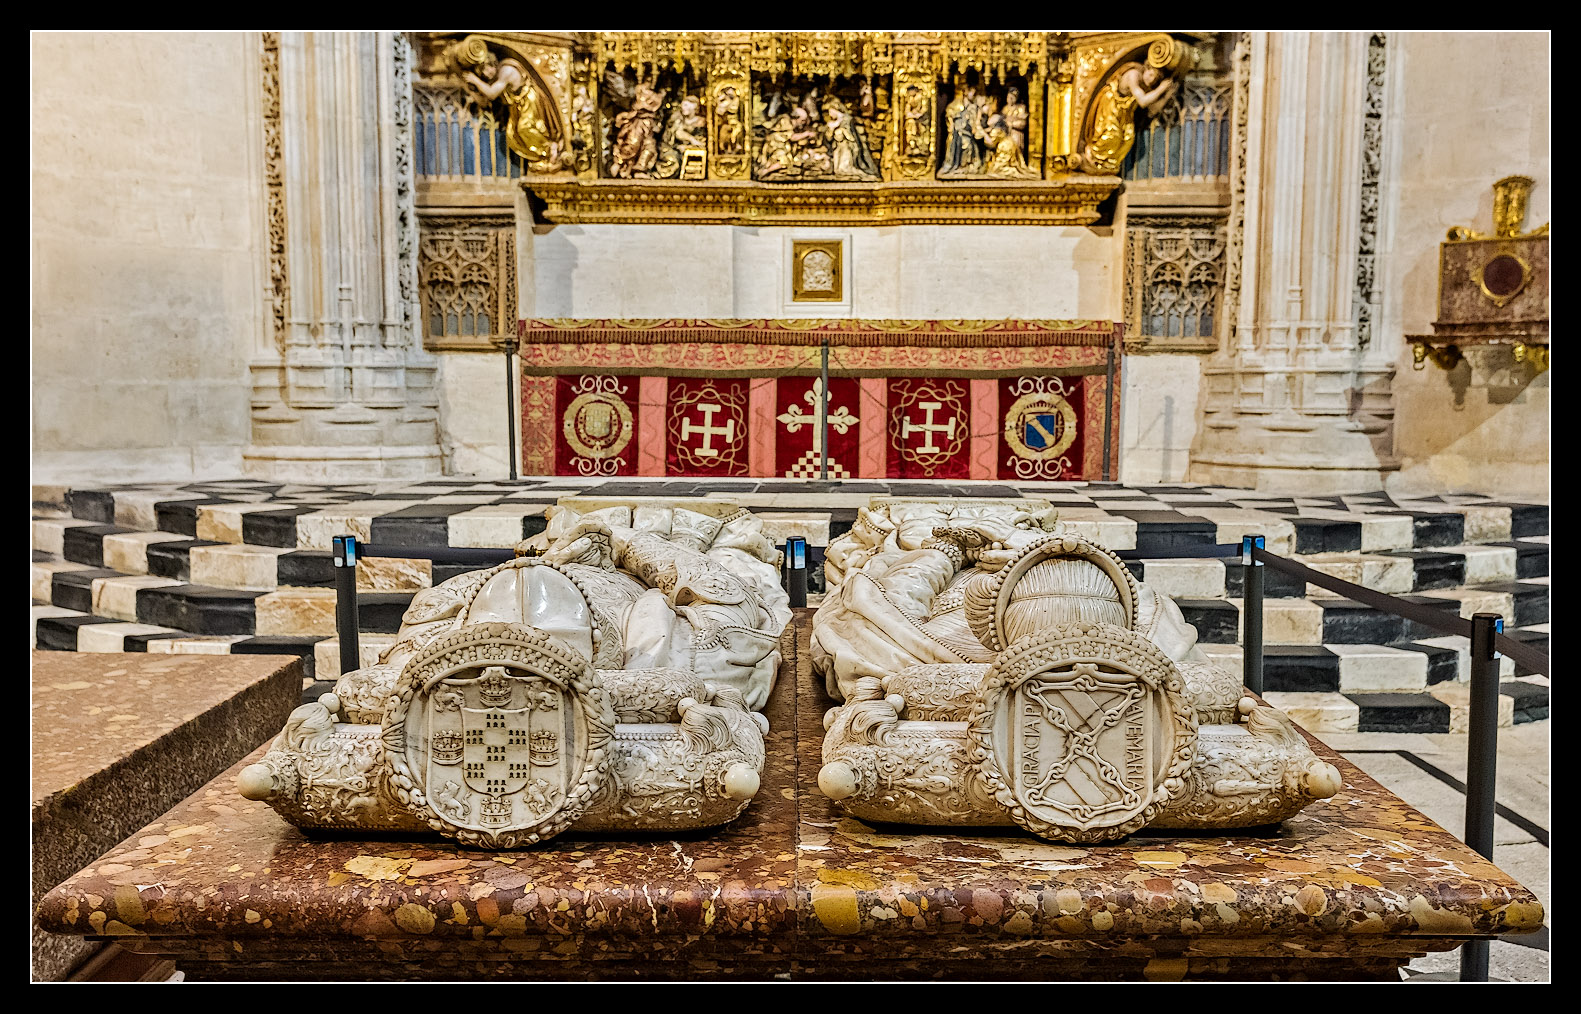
[408,32,1207,227]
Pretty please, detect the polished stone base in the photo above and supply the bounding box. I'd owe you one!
[31,652,303,980]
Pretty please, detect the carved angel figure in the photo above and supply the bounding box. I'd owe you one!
[239,500,786,848]
[1083,61,1180,174]
[451,38,566,173]
[813,498,1341,843]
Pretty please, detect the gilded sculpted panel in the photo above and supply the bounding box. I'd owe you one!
[413,31,1211,226]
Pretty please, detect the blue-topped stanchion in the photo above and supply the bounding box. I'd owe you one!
[332,535,361,678]
[1241,535,1265,697]
[1460,612,1504,983]
[786,537,808,609]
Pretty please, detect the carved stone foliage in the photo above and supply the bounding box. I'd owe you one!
[1222,32,1251,342]
[418,216,516,347]
[812,497,1342,841]
[1124,216,1227,352]
[261,32,288,348]
[1352,33,1386,350]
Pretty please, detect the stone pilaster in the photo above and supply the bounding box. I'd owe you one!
[246,31,441,480]
[1189,32,1397,492]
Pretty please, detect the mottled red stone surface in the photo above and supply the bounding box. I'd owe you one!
[31,652,302,980]
[35,620,1542,980]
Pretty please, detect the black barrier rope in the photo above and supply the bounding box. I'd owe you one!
[1250,545,1549,677]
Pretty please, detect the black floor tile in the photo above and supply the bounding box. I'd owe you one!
[1319,600,1406,644]
[1175,598,1239,644]
[1224,561,1308,599]
[147,540,225,582]
[155,499,233,538]
[277,550,335,587]
[243,507,318,549]
[62,525,133,567]
[1501,681,1549,723]
[1384,549,1465,591]
[231,637,321,680]
[50,568,120,611]
[65,488,117,523]
[1394,595,1467,641]
[34,615,119,651]
[124,632,184,651]
[136,585,262,635]
[356,592,416,634]
[1347,692,1450,733]
[1398,511,1464,548]
[1291,518,1362,554]
[1396,641,1462,685]
[1262,646,1340,693]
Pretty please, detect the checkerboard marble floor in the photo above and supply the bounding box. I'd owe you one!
[32,477,1548,734]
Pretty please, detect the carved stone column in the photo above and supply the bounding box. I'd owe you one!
[1189,32,1396,492]
[246,31,441,480]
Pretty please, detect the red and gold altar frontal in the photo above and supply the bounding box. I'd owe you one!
[518,319,1120,480]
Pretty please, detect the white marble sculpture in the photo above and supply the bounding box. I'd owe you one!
[239,500,790,847]
[813,498,1341,843]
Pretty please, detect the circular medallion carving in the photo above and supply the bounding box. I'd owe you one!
[563,390,634,460]
[382,622,615,848]
[1001,390,1079,462]
[968,622,1196,843]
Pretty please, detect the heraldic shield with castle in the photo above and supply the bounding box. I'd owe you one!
[239,495,1340,847]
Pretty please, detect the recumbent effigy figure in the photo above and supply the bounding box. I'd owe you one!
[238,501,791,848]
[812,498,1341,843]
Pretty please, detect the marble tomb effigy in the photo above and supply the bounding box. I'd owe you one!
[813,498,1342,841]
[238,500,789,846]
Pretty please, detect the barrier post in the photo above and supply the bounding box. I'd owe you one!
[786,537,808,609]
[332,535,361,678]
[1241,535,1265,696]
[1460,611,1503,982]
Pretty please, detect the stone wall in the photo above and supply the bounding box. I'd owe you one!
[1381,31,1549,500]
[32,33,262,484]
[436,223,1123,475]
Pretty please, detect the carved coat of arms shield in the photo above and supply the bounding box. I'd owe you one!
[385,622,617,848]
[970,623,1197,843]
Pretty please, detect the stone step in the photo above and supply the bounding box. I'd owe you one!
[1173,587,1547,646]
[38,568,414,640]
[51,483,1548,555]
[1265,679,1548,736]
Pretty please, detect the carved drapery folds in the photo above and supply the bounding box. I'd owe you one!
[412,32,1212,226]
